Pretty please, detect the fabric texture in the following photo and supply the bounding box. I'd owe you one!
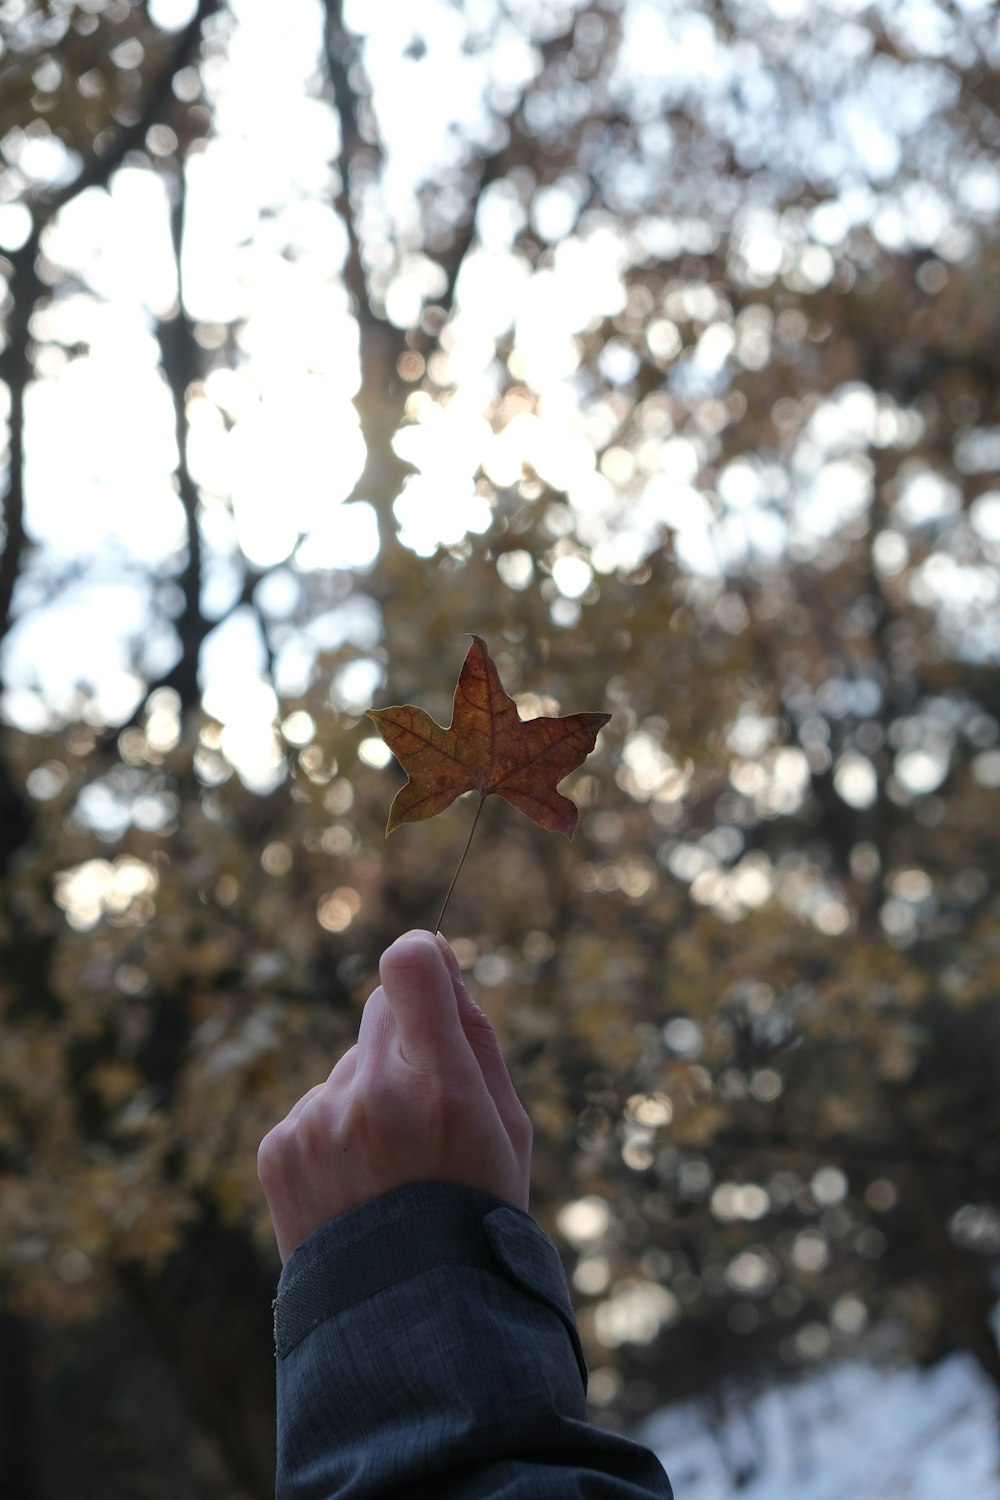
[273,1180,672,1499]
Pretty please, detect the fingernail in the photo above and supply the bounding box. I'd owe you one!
[382,929,441,969]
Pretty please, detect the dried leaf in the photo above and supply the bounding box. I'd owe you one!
[367,635,610,838]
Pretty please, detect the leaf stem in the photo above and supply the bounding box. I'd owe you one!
[435,793,487,933]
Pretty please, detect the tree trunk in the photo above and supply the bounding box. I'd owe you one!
[0,1309,39,1500]
[118,1206,278,1500]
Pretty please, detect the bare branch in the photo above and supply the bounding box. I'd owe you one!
[0,243,32,645]
[0,0,220,665]
[320,0,379,331]
[155,170,207,715]
[24,0,221,251]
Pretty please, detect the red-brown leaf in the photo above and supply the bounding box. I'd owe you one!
[367,636,611,838]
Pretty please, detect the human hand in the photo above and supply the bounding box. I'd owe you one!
[257,929,533,1262]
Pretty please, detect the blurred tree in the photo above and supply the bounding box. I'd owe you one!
[1,0,1000,1494]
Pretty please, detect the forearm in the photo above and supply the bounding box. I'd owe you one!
[273,1182,672,1500]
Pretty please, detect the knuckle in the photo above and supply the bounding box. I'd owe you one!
[257,1119,289,1186]
[297,1095,338,1161]
[512,1105,533,1150]
[465,1008,500,1050]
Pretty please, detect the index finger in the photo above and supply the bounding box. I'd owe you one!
[435,935,527,1128]
[378,929,478,1074]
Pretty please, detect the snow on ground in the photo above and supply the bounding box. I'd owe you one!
[641,1355,999,1499]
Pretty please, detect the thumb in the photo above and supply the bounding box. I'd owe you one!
[378,930,476,1074]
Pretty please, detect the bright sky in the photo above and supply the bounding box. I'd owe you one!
[3,0,999,790]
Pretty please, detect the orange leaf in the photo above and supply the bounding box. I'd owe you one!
[367,636,611,838]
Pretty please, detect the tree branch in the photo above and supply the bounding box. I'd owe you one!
[0,242,33,645]
[320,0,379,332]
[154,168,208,715]
[23,0,221,252]
[0,0,220,681]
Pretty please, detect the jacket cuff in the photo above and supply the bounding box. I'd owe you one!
[272,1181,587,1389]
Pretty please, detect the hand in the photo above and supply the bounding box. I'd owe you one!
[257,929,533,1262]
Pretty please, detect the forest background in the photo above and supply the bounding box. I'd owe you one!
[2,0,1000,1495]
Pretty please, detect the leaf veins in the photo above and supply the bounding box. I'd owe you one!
[367,635,611,839]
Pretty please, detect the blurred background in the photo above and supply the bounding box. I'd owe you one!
[2,0,1000,1494]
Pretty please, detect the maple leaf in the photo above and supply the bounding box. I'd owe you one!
[367,636,611,839]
